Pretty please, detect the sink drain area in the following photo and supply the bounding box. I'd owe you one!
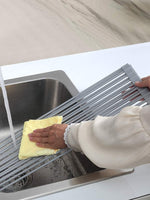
[2,151,101,193]
[4,173,33,192]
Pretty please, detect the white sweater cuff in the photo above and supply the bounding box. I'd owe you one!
[64,123,82,152]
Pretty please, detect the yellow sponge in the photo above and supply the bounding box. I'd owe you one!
[18,116,63,160]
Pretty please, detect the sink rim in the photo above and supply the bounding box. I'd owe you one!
[3,70,79,97]
[0,168,133,200]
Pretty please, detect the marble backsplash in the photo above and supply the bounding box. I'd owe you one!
[0,0,150,66]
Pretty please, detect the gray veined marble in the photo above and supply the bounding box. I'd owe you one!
[0,0,150,66]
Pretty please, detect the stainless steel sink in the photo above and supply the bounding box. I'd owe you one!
[0,71,78,138]
[0,70,133,200]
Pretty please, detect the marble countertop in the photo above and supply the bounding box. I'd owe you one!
[0,0,150,66]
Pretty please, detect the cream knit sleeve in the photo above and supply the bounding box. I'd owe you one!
[64,105,150,169]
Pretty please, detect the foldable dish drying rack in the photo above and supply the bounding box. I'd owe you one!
[0,64,150,192]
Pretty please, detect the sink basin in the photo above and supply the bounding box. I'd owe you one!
[0,71,78,138]
[0,70,133,200]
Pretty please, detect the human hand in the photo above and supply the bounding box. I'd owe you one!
[122,76,150,102]
[28,124,68,149]
[135,76,150,89]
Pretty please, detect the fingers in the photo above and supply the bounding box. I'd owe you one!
[29,127,56,144]
[29,136,49,143]
[28,124,68,149]
[36,143,58,149]
[29,131,49,137]
[29,126,53,137]
[135,80,149,88]
[135,78,150,89]
[141,76,150,81]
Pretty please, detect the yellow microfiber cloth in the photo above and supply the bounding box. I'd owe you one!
[18,116,63,160]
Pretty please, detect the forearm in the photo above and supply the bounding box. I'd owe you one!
[64,105,150,169]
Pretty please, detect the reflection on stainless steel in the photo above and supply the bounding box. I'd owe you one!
[0,70,133,200]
